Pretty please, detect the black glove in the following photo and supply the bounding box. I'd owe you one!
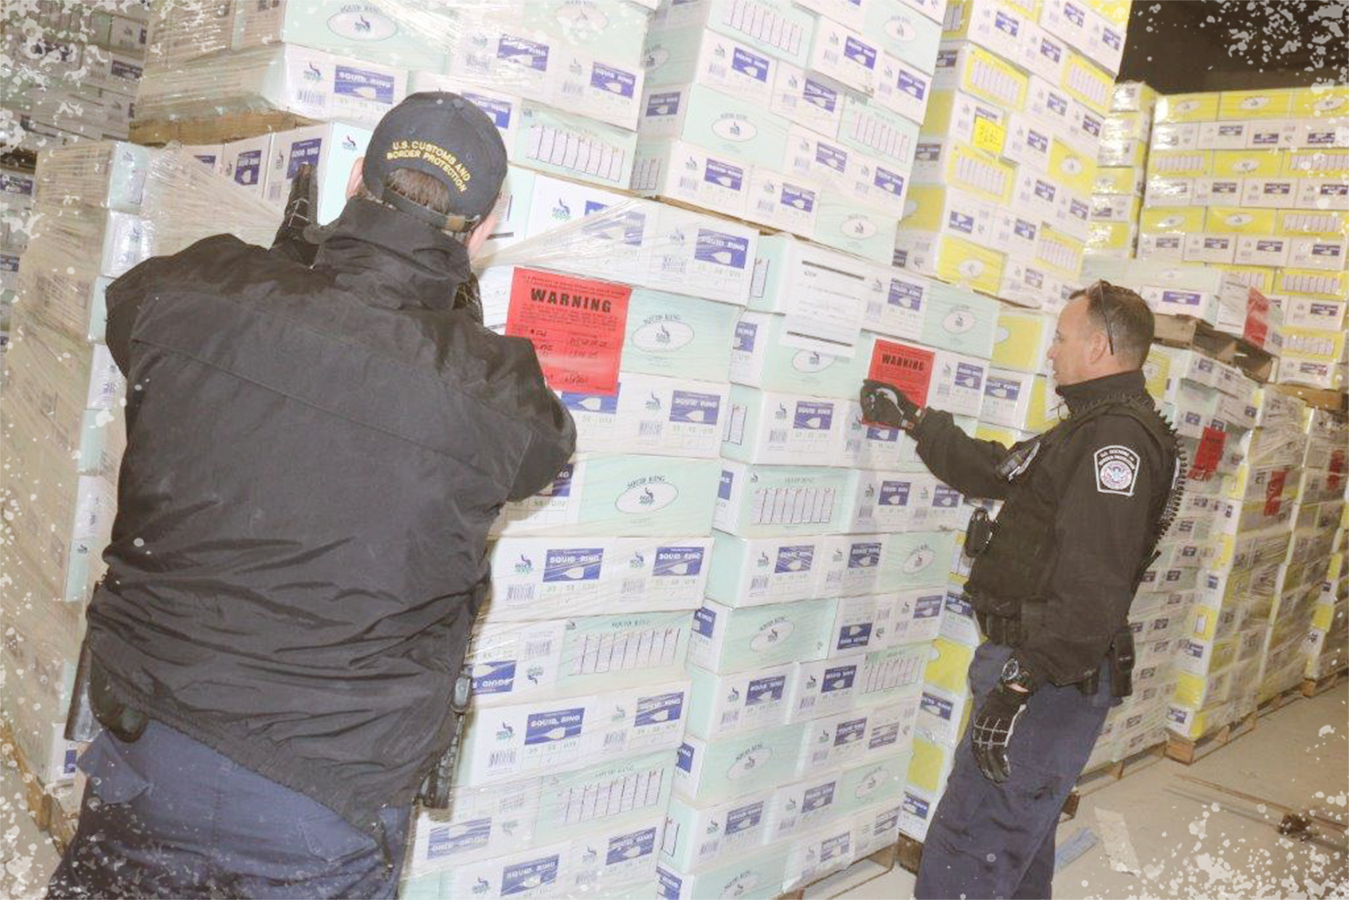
[860,379,923,431]
[271,162,320,266]
[971,682,1031,784]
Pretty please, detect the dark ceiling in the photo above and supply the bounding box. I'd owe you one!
[1119,0,1349,93]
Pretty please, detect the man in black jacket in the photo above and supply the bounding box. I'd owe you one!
[861,282,1180,900]
[47,93,575,899]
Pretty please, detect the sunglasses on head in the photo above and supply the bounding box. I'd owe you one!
[1086,280,1118,357]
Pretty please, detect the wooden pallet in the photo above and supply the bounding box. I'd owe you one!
[1258,682,1307,719]
[129,110,318,147]
[1074,742,1167,798]
[1303,668,1348,698]
[778,841,896,900]
[1153,314,1276,383]
[0,719,78,854]
[895,833,924,875]
[1273,384,1348,413]
[1164,712,1257,765]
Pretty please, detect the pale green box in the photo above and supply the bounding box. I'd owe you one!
[638,82,793,170]
[675,722,808,804]
[919,282,1000,359]
[684,663,794,740]
[513,101,638,191]
[622,288,740,380]
[705,532,827,607]
[810,194,901,264]
[688,597,834,674]
[656,843,788,900]
[652,0,818,68]
[661,789,775,873]
[713,461,851,537]
[494,455,721,538]
[232,0,447,70]
[833,751,913,819]
[643,26,782,108]
[866,0,944,73]
[533,749,676,845]
[878,531,960,591]
[838,96,920,168]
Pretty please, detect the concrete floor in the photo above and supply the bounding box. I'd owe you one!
[1,685,1345,899]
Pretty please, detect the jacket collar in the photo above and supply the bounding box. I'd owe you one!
[313,198,471,312]
[1056,369,1148,415]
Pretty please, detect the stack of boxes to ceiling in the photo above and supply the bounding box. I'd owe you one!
[0,0,146,151]
[894,0,1128,310]
[0,140,279,817]
[1305,496,1349,682]
[0,162,36,360]
[632,0,940,266]
[1138,85,1349,388]
[1087,80,1157,258]
[1256,409,1348,702]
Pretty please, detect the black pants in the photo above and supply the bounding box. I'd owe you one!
[915,643,1113,900]
[46,721,409,899]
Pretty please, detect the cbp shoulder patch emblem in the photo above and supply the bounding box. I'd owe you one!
[1094,445,1140,496]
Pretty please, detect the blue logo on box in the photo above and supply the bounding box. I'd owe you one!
[804,78,840,112]
[933,485,961,507]
[945,591,973,616]
[747,675,787,705]
[803,782,836,811]
[776,545,815,574]
[525,707,585,744]
[904,793,930,817]
[822,664,857,692]
[606,827,656,865]
[498,36,549,71]
[1034,180,1056,202]
[898,70,925,99]
[849,542,882,569]
[695,230,749,269]
[473,660,518,694]
[955,362,984,389]
[692,607,717,637]
[726,801,764,834]
[466,93,514,129]
[1064,2,1085,26]
[655,546,704,577]
[915,594,943,618]
[870,723,899,749]
[837,622,873,650]
[815,141,848,173]
[657,867,683,899]
[334,66,395,104]
[844,36,877,69]
[1027,130,1049,152]
[705,159,745,191]
[718,469,734,500]
[794,401,835,430]
[732,47,771,82]
[502,855,560,895]
[836,717,867,745]
[562,391,618,414]
[880,480,911,505]
[1049,93,1068,115]
[889,279,924,309]
[636,691,684,726]
[733,320,758,353]
[543,464,574,498]
[671,390,722,425]
[646,91,681,116]
[921,692,953,720]
[591,63,636,98]
[987,376,1021,400]
[543,548,603,583]
[676,742,695,772]
[235,149,262,186]
[428,818,492,859]
[782,183,816,212]
[994,11,1020,35]
[950,211,975,234]
[874,166,905,195]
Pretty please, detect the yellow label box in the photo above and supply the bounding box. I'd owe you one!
[1148,149,1213,178]
[1285,149,1349,177]
[992,307,1055,373]
[922,637,977,695]
[932,235,1005,295]
[1290,85,1349,117]
[938,43,1030,112]
[1060,51,1114,116]
[927,141,1018,204]
[1218,89,1294,120]
[1277,209,1349,237]
[1035,227,1084,277]
[1211,264,1273,294]
[1155,93,1221,124]
[1094,166,1144,196]
[1085,222,1136,256]
[1211,150,1285,178]
[1206,207,1278,234]
[1049,138,1095,196]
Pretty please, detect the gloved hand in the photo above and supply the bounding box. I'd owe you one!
[860,379,923,431]
[971,682,1031,783]
[271,162,320,266]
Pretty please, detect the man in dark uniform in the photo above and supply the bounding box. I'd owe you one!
[861,281,1181,900]
[47,93,575,899]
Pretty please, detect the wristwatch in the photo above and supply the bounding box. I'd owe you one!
[999,656,1037,693]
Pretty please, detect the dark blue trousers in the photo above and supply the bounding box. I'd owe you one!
[915,643,1113,900]
[46,721,410,899]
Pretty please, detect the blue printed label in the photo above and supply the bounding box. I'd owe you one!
[562,391,619,414]
[782,183,817,212]
[837,622,872,650]
[428,819,492,858]
[334,66,395,104]
[524,708,585,744]
[920,693,953,720]
[1064,2,1085,26]
[1256,240,1284,251]
[815,141,849,173]
[950,211,976,234]
[889,278,924,309]
[804,78,840,112]
[726,801,764,834]
[915,594,943,618]
[473,660,518,694]
[657,867,683,899]
[466,93,514,129]
[1048,93,1068,115]
[822,665,857,692]
[995,11,1021,34]
[1069,199,1089,221]
[1162,290,1201,307]
[655,546,704,577]
[1014,219,1038,241]
[880,480,911,505]
[545,464,573,497]
[543,548,604,583]
[1265,182,1292,195]
[606,827,656,865]
[845,37,877,69]
[671,390,722,425]
[776,545,815,574]
[746,675,787,705]
[836,717,867,745]
[945,591,973,616]
[635,691,684,726]
[898,69,925,99]
[903,793,929,817]
[954,363,983,389]
[733,320,758,353]
[591,63,636,98]
[1219,125,1244,136]
[695,230,750,269]
[849,542,882,569]
[1038,38,1062,63]
[718,469,734,500]
[1034,180,1057,202]
[692,607,717,638]
[869,723,899,749]
[646,91,681,117]
[1203,237,1230,249]
[732,47,771,83]
[915,143,941,162]
[502,855,560,895]
[932,485,961,507]
[1157,236,1181,249]
[235,149,262,186]
[1028,130,1049,152]
[704,159,745,191]
[874,166,905,195]
[676,742,695,772]
[822,833,850,860]
[794,401,835,430]
[803,782,836,811]
[498,36,549,71]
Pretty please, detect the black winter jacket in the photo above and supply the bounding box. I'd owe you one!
[85,198,575,838]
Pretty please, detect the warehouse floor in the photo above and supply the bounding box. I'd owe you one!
[1,687,1345,899]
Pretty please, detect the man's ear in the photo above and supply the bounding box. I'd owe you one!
[346,157,365,199]
[465,210,500,258]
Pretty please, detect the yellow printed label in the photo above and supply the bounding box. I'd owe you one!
[1211,150,1284,178]
[1049,139,1094,196]
[1060,52,1113,115]
[1140,206,1205,233]
[963,46,1029,110]
[1218,89,1294,120]
[933,235,1005,295]
[1206,207,1277,234]
[947,143,1016,204]
[972,115,1006,156]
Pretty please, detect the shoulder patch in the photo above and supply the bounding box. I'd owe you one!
[1095,445,1140,496]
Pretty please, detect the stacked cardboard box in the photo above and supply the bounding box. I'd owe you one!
[1305,499,1348,681]
[0,162,35,360]
[1138,86,1349,389]
[0,0,146,151]
[1087,81,1156,258]
[630,0,940,264]
[893,0,1129,309]
[1255,408,1347,701]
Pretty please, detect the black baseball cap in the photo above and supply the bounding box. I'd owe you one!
[362,91,508,232]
